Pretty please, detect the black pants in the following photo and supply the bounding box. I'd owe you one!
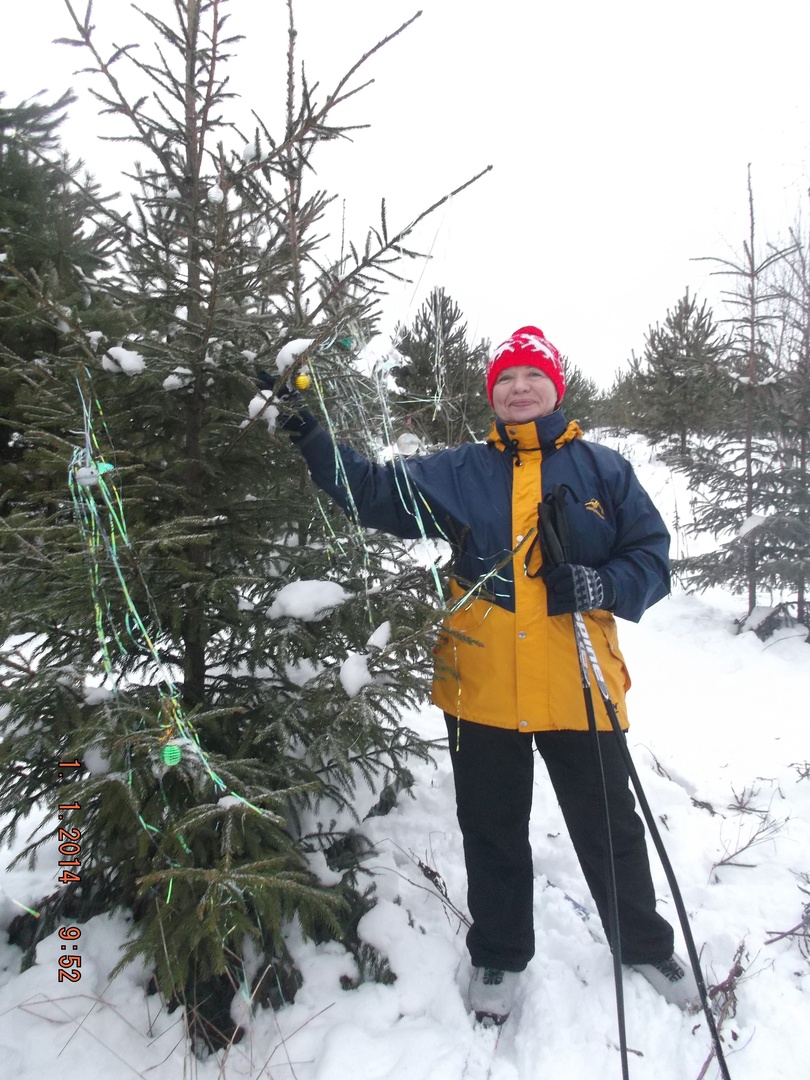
[445,715,675,971]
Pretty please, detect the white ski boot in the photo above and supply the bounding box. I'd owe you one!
[469,966,520,1025]
[633,953,701,1012]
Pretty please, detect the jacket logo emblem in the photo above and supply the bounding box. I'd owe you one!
[585,499,605,520]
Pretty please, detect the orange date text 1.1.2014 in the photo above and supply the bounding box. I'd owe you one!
[57,758,83,983]
[57,759,82,885]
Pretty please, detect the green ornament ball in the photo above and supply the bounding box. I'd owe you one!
[161,744,183,767]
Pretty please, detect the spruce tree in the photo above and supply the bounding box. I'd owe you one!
[388,286,491,447]
[677,171,786,615]
[0,0,487,1049]
[0,89,118,463]
[759,221,810,628]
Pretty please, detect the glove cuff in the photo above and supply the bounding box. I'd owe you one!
[596,569,616,610]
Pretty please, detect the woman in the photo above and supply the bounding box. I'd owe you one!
[278,325,698,1023]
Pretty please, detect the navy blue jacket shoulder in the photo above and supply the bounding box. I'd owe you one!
[295,409,670,624]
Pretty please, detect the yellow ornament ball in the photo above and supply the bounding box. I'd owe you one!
[294,373,311,391]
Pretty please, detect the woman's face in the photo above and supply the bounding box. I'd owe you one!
[491,365,558,424]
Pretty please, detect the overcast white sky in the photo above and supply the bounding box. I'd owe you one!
[3,0,810,387]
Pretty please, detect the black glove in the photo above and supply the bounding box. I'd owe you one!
[257,370,317,439]
[543,563,616,616]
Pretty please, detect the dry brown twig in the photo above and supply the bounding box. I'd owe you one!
[710,812,787,874]
[694,942,747,1080]
[764,879,810,961]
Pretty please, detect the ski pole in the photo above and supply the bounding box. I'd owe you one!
[571,612,732,1080]
[537,486,630,1078]
[536,484,731,1079]
[572,610,630,1080]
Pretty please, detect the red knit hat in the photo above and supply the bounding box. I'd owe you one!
[486,326,566,406]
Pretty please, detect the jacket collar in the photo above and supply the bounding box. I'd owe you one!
[486,409,582,454]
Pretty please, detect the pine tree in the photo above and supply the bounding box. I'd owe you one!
[597,292,728,448]
[635,290,728,453]
[599,353,647,434]
[560,358,602,428]
[0,1,488,1048]
[388,287,491,447]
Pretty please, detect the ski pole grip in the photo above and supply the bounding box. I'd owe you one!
[538,484,571,567]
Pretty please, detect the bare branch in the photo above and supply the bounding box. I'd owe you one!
[309,166,493,322]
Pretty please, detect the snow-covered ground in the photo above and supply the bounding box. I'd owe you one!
[2,440,809,1080]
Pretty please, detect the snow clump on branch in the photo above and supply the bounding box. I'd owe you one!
[267,580,350,621]
[102,346,146,376]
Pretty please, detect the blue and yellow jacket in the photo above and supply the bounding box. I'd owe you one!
[297,408,670,733]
